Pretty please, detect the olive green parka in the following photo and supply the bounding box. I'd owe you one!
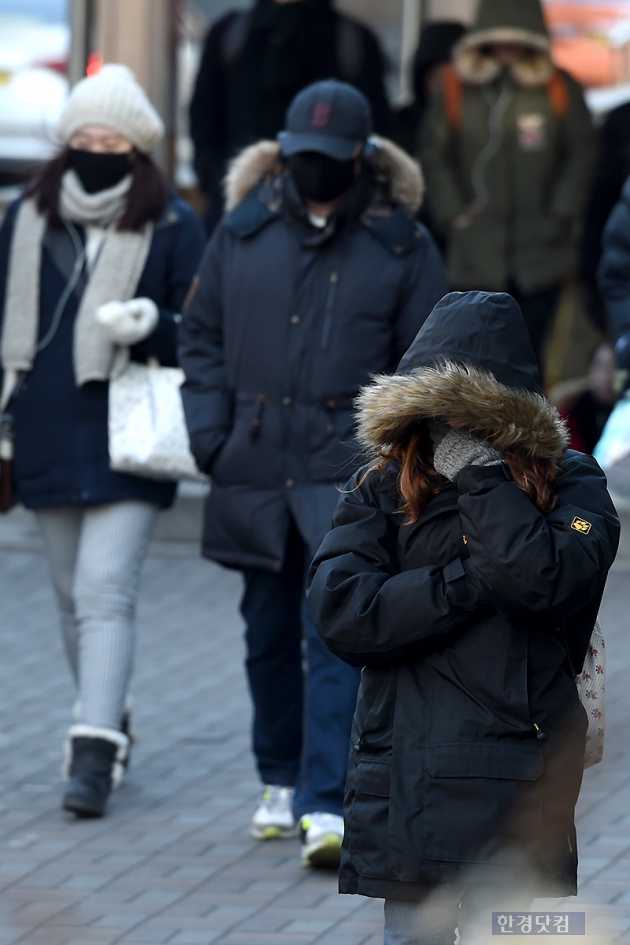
[420,0,595,294]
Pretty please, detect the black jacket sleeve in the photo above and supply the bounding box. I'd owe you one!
[347,22,392,138]
[178,227,232,473]
[456,453,620,621]
[307,469,489,667]
[598,179,630,339]
[189,14,234,197]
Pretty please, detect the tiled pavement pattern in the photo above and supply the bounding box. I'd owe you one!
[0,511,627,943]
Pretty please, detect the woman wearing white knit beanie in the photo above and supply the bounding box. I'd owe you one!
[57,64,164,154]
[0,65,205,817]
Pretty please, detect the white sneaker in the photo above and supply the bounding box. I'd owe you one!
[300,812,344,867]
[251,786,298,840]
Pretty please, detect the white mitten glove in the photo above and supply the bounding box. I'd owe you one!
[96,298,159,346]
[433,428,503,483]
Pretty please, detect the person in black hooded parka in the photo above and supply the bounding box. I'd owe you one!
[308,292,619,943]
[189,0,391,233]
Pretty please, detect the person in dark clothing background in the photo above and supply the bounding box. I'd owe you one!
[189,0,391,233]
[582,101,630,331]
[395,21,466,157]
[558,342,616,455]
[180,80,447,870]
[394,20,466,256]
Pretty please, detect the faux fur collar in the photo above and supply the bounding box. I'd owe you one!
[454,30,553,88]
[356,361,569,459]
[224,137,424,214]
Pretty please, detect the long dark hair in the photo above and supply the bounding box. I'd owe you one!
[24,147,169,231]
[377,422,561,524]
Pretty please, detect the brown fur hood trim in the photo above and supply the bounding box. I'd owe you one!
[224,137,424,214]
[454,32,553,88]
[356,361,569,459]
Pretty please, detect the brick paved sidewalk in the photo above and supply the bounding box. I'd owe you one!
[0,544,627,944]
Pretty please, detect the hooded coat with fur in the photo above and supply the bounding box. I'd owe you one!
[179,139,447,570]
[420,0,595,294]
[308,292,619,900]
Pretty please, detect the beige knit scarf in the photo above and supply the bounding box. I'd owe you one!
[1,170,154,386]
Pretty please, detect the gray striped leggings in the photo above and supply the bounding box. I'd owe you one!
[36,501,158,730]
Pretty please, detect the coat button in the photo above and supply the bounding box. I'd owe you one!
[290,315,300,325]
[286,478,295,489]
[394,245,404,253]
[282,396,292,406]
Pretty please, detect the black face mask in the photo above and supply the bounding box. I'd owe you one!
[67,149,132,194]
[288,152,358,203]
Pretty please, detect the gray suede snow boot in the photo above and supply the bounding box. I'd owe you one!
[62,725,130,818]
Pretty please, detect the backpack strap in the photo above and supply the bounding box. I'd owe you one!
[336,17,365,83]
[546,69,570,120]
[219,11,253,68]
[443,65,463,131]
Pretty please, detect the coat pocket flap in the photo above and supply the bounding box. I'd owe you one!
[355,759,392,797]
[426,743,544,781]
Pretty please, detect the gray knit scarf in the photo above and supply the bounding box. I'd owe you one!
[1,170,154,386]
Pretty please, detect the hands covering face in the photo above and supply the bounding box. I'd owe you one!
[428,421,503,482]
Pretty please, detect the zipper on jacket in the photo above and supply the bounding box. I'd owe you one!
[250,394,267,442]
[321,271,339,349]
[533,723,546,741]
[567,834,573,853]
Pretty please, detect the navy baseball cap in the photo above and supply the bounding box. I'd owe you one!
[278,80,373,161]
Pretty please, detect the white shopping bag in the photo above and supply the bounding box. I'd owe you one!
[576,619,605,769]
[593,393,630,470]
[109,360,207,483]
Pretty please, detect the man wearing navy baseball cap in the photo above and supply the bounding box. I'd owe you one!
[180,80,448,869]
[278,81,373,209]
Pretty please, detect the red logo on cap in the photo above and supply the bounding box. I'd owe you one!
[311,101,332,129]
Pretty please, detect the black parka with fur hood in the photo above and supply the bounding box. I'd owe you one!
[180,138,447,571]
[308,292,619,901]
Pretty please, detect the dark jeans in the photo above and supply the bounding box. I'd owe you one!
[510,282,562,376]
[241,521,361,819]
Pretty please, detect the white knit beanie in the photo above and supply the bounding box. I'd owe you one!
[57,64,164,153]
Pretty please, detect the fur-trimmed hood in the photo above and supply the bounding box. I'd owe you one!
[356,291,569,459]
[224,137,424,214]
[454,0,553,88]
[454,41,553,88]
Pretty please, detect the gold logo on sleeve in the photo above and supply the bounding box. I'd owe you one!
[571,517,592,535]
